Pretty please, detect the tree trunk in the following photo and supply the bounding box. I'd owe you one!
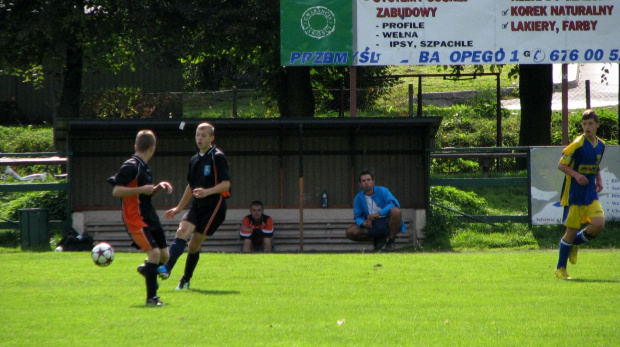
[277,67,315,118]
[58,36,83,120]
[517,64,553,168]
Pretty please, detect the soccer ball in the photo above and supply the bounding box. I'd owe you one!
[91,243,114,267]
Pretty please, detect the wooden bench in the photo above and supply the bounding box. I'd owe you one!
[86,219,415,252]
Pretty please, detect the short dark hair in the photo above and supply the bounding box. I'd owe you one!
[582,109,599,123]
[135,130,156,152]
[250,200,263,208]
[359,171,374,182]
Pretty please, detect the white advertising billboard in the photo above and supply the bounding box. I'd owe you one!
[354,0,620,66]
[530,146,620,225]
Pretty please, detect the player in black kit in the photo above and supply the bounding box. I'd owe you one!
[158,122,231,290]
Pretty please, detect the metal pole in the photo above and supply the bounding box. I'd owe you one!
[408,83,414,117]
[496,73,502,148]
[298,123,304,252]
[232,86,238,118]
[585,80,591,109]
[339,78,345,117]
[562,64,569,145]
[349,67,357,117]
[417,77,423,117]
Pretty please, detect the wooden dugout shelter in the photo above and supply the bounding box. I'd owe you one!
[64,117,441,248]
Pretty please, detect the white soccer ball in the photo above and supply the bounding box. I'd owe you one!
[91,242,114,267]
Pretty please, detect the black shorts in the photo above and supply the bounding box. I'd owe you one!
[240,228,274,240]
[130,226,167,250]
[183,199,227,236]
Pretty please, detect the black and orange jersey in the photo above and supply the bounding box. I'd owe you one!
[187,145,231,210]
[240,214,274,238]
[108,155,162,232]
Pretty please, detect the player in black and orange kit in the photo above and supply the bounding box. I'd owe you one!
[240,201,274,252]
[159,122,231,290]
[108,130,173,306]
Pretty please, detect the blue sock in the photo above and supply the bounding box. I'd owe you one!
[183,251,200,281]
[166,238,187,272]
[557,239,572,269]
[572,229,589,246]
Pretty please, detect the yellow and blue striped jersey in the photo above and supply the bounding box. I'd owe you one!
[559,134,605,206]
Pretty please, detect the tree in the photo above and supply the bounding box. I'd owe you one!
[0,0,186,120]
[518,65,553,147]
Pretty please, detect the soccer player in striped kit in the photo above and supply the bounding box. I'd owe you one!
[108,130,173,305]
[555,110,606,280]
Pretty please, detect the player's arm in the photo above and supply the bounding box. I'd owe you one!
[150,181,173,198]
[558,163,588,185]
[164,184,193,220]
[595,171,604,193]
[192,180,231,198]
[112,184,154,197]
[240,217,253,233]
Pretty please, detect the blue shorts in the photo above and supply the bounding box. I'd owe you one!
[366,217,389,237]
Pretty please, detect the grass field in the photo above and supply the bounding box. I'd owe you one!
[1,250,618,346]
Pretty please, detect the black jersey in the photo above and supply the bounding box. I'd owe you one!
[187,146,231,210]
[107,155,161,231]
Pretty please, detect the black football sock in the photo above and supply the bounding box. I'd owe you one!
[144,262,159,298]
[183,251,200,281]
[166,238,187,272]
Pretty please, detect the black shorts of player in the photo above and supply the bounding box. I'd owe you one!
[130,227,168,250]
[183,201,227,236]
[240,228,274,241]
[366,217,390,238]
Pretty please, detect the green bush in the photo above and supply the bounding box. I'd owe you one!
[0,125,54,152]
[430,186,489,215]
[3,191,67,221]
[81,87,182,119]
[0,229,18,247]
[423,186,490,250]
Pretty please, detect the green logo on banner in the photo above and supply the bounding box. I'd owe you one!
[281,0,352,66]
[301,6,336,39]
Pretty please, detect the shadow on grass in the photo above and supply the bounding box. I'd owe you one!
[185,289,241,296]
[568,278,619,284]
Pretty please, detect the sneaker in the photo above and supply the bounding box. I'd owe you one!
[555,267,571,280]
[157,264,170,280]
[175,277,190,291]
[146,296,164,306]
[373,237,388,252]
[569,245,579,265]
[383,239,396,252]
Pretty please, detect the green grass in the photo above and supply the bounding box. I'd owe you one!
[1,251,619,346]
[389,65,519,93]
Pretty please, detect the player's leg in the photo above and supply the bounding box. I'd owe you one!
[556,206,580,279]
[144,247,164,305]
[160,220,195,278]
[242,238,253,252]
[177,203,226,290]
[346,224,373,242]
[263,236,273,252]
[176,232,207,290]
[569,201,605,264]
[384,207,403,251]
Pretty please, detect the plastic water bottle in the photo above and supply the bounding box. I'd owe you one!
[321,191,328,208]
